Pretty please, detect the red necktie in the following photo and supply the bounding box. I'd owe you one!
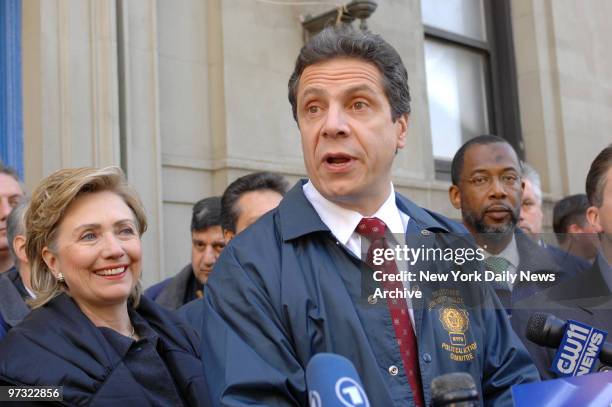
[356,217,425,407]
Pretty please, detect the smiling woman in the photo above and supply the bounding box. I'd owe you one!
[26,167,148,310]
[0,167,209,406]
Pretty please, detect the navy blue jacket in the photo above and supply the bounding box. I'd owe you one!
[197,181,539,406]
[0,293,210,406]
[0,266,31,341]
[144,276,172,301]
[545,244,591,276]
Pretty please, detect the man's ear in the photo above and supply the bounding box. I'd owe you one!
[586,206,603,233]
[13,235,28,265]
[41,246,59,277]
[395,114,408,150]
[223,229,235,243]
[449,185,462,210]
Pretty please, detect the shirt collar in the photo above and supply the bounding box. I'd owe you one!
[98,308,160,359]
[303,181,405,246]
[483,233,520,268]
[278,179,450,242]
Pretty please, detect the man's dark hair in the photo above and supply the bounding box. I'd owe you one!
[553,194,590,243]
[288,25,411,122]
[221,172,289,233]
[191,196,222,232]
[586,144,612,207]
[450,135,521,186]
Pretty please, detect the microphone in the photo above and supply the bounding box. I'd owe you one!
[306,353,370,407]
[430,372,479,407]
[526,312,611,376]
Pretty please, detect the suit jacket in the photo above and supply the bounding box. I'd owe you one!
[545,244,590,276]
[488,230,583,312]
[512,253,612,379]
[0,293,210,406]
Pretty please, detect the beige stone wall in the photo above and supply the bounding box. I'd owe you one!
[512,0,612,193]
[21,0,611,285]
[512,0,612,230]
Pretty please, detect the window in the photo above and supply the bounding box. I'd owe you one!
[0,0,23,178]
[422,0,522,180]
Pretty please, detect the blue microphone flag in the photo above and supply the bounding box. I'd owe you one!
[551,319,608,377]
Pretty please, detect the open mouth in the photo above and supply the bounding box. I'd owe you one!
[95,266,127,277]
[322,153,354,169]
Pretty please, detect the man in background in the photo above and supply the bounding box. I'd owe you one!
[519,162,590,273]
[177,172,287,328]
[553,194,599,262]
[221,171,288,241]
[0,163,24,273]
[145,197,225,309]
[513,144,612,379]
[586,145,612,271]
[518,162,544,239]
[0,201,32,339]
[448,136,567,309]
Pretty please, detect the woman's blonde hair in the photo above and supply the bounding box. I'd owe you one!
[26,166,148,309]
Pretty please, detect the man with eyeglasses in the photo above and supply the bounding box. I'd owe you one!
[448,135,572,315]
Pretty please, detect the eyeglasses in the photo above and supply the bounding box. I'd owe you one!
[464,173,522,189]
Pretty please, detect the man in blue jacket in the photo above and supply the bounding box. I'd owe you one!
[198,26,538,406]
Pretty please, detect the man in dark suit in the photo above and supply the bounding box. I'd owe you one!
[448,136,572,311]
[513,144,612,379]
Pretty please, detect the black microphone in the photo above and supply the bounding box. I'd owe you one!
[526,312,612,367]
[430,372,479,407]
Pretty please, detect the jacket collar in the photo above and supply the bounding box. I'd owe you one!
[155,264,198,309]
[279,180,449,242]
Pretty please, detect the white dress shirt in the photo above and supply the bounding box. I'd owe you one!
[303,181,415,325]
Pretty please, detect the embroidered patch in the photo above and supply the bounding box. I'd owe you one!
[428,289,478,362]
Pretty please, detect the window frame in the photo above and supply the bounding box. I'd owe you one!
[423,0,523,180]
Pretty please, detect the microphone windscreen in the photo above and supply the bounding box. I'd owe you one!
[526,312,566,347]
[526,312,550,346]
[430,372,478,406]
[306,353,369,407]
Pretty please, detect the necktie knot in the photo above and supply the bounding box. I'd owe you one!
[484,256,511,274]
[356,217,386,241]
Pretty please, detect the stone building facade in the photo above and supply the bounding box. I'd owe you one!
[5,0,611,285]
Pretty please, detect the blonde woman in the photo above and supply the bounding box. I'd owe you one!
[0,167,209,406]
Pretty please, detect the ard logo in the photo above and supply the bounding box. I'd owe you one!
[335,377,370,407]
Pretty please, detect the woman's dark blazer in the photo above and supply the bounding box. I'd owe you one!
[0,293,210,406]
